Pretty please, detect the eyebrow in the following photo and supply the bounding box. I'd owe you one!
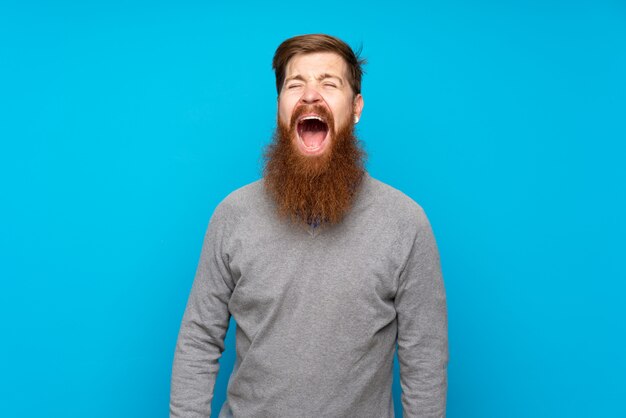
[318,73,344,85]
[284,75,306,84]
[284,74,344,85]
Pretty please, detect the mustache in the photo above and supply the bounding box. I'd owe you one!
[290,104,334,130]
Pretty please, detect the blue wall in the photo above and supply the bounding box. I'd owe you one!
[1,1,624,416]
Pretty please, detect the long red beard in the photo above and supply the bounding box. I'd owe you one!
[263,107,366,226]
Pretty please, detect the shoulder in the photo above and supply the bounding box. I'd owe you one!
[362,174,430,229]
[218,179,265,209]
[209,179,266,226]
[362,176,441,272]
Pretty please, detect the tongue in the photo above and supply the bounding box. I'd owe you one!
[301,130,326,148]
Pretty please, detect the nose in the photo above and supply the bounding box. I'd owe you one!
[299,85,322,104]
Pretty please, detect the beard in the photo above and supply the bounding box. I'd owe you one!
[263,104,366,227]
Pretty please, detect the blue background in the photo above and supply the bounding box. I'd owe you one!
[1,0,625,417]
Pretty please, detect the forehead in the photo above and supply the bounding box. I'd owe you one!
[285,52,349,79]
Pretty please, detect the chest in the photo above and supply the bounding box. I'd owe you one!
[225,221,404,328]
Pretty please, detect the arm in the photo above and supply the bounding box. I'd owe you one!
[395,208,449,417]
[170,206,235,418]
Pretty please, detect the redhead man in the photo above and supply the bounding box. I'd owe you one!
[170,34,448,418]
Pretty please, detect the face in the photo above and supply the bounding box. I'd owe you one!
[278,52,364,158]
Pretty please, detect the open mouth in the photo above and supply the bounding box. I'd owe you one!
[296,115,329,154]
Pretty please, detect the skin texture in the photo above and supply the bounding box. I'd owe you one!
[278,52,364,157]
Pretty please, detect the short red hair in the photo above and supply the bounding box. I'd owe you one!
[272,34,366,95]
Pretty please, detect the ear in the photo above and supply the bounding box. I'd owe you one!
[353,94,364,124]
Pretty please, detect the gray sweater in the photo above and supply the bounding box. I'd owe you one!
[170,174,448,417]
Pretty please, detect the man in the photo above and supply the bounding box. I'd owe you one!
[170,34,448,417]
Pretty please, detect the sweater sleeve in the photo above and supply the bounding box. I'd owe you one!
[170,205,235,418]
[395,208,449,417]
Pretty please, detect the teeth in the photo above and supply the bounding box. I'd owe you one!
[300,115,323,122]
